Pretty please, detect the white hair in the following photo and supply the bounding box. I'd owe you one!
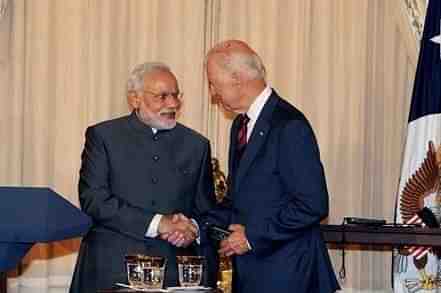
[127,62,171,95]
[208,50,266,81]
[228,51,266,80]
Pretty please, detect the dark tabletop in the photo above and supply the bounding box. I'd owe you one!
[98,288,222,293]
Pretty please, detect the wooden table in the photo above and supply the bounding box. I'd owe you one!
[320,224,441,246]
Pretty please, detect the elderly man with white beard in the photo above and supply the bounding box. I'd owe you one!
[69,62,218,293]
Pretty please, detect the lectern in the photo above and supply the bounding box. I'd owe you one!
[0,187,92,293]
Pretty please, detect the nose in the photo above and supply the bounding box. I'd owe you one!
[165,94,180,109]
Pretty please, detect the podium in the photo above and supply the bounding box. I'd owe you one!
[0,187,92,293]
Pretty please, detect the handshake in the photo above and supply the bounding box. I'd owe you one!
[156,214,251,256]
[158,213,198,248]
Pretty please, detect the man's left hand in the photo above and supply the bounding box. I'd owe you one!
[219,224,250,256]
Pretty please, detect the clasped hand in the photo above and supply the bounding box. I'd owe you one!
[219,224,250,256]
[158,213,198,247]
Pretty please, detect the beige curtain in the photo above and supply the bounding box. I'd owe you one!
[0,0,419,292]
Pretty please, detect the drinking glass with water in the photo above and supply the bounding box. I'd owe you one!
[125,254,143,287]
[140,256,166,289]
[126,254,166,289]
[177,256,204,287]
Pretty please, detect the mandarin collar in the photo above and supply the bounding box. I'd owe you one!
[127,110,173,137]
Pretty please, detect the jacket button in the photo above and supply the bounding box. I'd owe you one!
[151,177,158,184]
[153,155,159,161]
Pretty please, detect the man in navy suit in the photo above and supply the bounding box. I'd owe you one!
[205,40,340,293]
[70,62,217,293]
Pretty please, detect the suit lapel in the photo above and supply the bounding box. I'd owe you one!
[234,93,279,189]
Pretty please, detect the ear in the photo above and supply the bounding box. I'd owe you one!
[127,91,140,110]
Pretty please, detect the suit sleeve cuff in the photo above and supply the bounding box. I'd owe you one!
[191,218,201,244]
[145,214,163,238]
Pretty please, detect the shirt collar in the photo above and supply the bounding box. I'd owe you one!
[246,86,272,122]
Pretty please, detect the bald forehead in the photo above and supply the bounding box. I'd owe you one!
[206,39,259,69]
[206,39,266,81]
[209,40,256,55]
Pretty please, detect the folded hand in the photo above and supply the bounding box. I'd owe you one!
[158,213,198,247]
[219,224,250,256]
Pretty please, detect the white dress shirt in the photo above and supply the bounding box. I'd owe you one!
[245,86,272,141]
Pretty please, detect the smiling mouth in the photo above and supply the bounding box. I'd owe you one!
[160,111,176,120]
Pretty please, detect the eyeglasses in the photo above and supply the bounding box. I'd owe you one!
[143,90,183,102]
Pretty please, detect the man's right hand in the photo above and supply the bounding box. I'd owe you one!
[158,213,198,247]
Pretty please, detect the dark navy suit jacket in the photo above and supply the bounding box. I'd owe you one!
[210,91,340,293]
[70,112,217,293]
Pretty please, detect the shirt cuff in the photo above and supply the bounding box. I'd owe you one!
[145,214,163,238]
[191,218,201,244]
